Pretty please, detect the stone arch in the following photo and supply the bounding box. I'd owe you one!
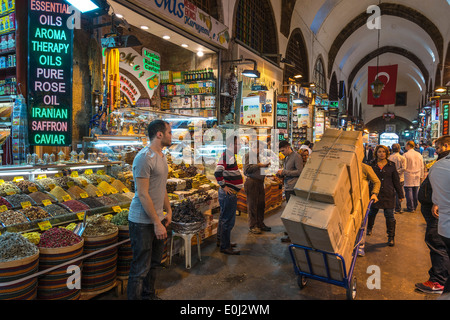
[328,72,339,101]
[347,46,429,92]
[328,3,444,78]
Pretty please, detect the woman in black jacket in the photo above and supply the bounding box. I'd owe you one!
[367,145,405,246]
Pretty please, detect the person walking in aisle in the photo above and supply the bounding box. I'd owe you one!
[357,162,381,256]
[127,120,172,300]
[389,143,407,213]
[404,141,425,212]
[367,145,404,246]
[214,136,243,255]
[415,135,450,294]
[429,136,450,295]
[277,140,303,243]
[244,139,270,234]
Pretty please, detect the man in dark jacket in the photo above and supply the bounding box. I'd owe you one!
[415,137,450,294]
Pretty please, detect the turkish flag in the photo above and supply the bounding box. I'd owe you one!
[367,65,398,105]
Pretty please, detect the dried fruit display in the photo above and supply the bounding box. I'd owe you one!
[83,214,118,237]
[0,232,38,263]
[38,228,82,248]
[15,180,40,194]
[54,176,76,189]
[4,194,37,208]
[35,178,58,192]
[0,210,28,226]
[0,197,12,209]
[0,182,21,196]
[20,206,50,221]
[22,232,40,245]
[172,199,206,223]
[96,196,117,206]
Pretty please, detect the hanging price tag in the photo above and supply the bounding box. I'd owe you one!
[84,169,93,175]
[13,176,24,182]
[0,205,8,212]
[110,188,118,194]
[67,181,75,188]
[48,184,56,190]
[55,173,63,178]
[5,189,16,196]
[97,170,105,175]
[76,212,85,221]
[112,206,122,213]
[37,174,47,180]
[71,171,79,178]
[80,193,89,199]
[62,195,72,202]
[42,199,52,206]
[28,186,38,193]
[0,179,4,185]
[21,201,32,209]
[38,220,52,231]
[96,191,103,197]
[122,188,130,193]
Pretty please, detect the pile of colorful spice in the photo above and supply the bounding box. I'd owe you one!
[0,210,28,226]
[4,194,36,208]
[35,178,57,192]
[49,186,70,202]
[28,191,56,205]
[0,232,38,263]
[83,214,118,237]
[61,200,90,212]
[38,227,82,248]
[0,196,12,209]
[110,209,129,226]
[20,206,50,221]
[43,204,70,217]
[15,180,39,194]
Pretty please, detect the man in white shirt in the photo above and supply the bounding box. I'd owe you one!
[389,143,407,213]
[429,135,450,294]
[403,140,425,212]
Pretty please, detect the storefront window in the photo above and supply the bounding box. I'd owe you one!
[313,57,326,96]
[235,0,278,62]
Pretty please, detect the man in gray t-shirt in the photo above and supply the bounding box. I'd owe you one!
[127,120,172,300]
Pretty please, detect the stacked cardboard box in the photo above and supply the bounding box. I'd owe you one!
[281,129,370,281]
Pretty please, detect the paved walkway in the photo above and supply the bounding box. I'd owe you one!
[97,202,441,301]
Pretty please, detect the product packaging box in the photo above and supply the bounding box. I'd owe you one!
[281,195,351,251]
[316,129,365,163]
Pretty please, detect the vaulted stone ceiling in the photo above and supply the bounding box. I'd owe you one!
[292,0,450,122]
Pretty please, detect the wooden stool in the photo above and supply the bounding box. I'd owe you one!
[169,231,202,269]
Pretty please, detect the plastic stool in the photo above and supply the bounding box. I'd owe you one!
[169,231,202,269]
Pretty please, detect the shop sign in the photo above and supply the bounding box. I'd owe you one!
[134,0,230,49]
[120,73,141,104]
[242,96,261,126]
[27,0,73,146]
[108,47,160,99]
[443,103,449,135]
[329,101,339,108]
[276,97,288,139]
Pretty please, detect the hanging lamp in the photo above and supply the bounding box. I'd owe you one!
[370,1,385,99]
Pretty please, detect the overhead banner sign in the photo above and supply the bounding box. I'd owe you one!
[28,0,73,146]
[133,0,230,49]
[367,64,398,105]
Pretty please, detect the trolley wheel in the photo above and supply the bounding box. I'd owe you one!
[346,277,357,300]
[297,275,308,289]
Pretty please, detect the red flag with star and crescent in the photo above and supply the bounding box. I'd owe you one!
[367,65,398,105]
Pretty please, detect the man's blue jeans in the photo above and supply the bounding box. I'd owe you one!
[218,188,237,250]
[127,221,165,300]
[404,186,419,211]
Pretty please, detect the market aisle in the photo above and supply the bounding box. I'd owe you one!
[97,203,439,301]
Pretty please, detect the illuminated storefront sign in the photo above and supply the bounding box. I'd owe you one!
[443,103,449,135]
[28,0,73,146]
[132,0,230,49]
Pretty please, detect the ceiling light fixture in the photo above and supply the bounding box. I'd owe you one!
[181,44,189,48]
[294,74,303,79]
[140,26,149,30]
[65,0,99,12]
[197,50,204,57]
[162,35,171,40]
